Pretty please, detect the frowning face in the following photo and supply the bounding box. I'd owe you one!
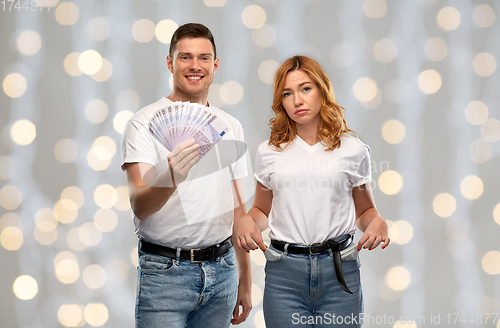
[281,70,322,129]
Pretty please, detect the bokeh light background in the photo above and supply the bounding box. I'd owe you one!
[1,0,499,327]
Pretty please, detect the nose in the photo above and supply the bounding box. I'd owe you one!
[293,93,303,107]
[189,58,201,72]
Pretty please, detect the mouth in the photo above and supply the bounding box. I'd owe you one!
[295,109,309,115]
[185,75,204,82]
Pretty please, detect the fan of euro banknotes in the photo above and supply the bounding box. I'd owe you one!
[148,101,229,159]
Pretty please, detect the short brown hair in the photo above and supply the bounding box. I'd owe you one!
[169,23,217,58]
[269,56,355,151]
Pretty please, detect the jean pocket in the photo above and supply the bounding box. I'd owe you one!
[264,247,283,263]
[140,255,176,273]
[340,244,359,262]
[220,249,237,269]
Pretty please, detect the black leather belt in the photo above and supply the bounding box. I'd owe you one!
[271,235,354,294]
[140,236,233,263]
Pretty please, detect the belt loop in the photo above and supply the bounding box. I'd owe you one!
[327,248,333,256]
[283,243,289,256]
[175,248,181,265]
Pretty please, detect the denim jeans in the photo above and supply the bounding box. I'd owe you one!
[263,242,363,328]
[135,246,238,328]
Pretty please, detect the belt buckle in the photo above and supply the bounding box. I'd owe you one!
[190,248,202,263]
[309,243,323,255]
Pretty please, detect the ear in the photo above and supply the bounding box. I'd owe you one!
[166,55,174,73]
[213,57,219,74]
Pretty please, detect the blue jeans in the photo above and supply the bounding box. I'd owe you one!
[263,243,363,328]
[135,247,238,328]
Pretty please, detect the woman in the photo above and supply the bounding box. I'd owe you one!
[234,56,390,327]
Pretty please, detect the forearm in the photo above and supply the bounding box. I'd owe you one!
[247,207,269,232]
[355,207,383,232]
[130,184,176,219]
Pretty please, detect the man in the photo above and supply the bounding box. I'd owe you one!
[121,23,251,327]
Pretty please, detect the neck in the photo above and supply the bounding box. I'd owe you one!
[296,124,320,146]
[167,88,209,106]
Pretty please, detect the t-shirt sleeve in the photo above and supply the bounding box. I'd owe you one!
[253,144,272,189]
[351,144,372,187]
[229,120,248,180]
[121,120,158,170]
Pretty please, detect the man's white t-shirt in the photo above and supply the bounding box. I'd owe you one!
[254,134,371,245]
[121,97,247,248]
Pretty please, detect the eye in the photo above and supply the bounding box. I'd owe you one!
[201,57,210,61]
[180,56,189,60]
[302,86,311,92]
[283,92,292,97]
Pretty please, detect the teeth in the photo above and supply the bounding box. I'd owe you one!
[187,76,201,80]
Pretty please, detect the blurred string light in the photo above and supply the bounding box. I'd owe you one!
[378,170,403,195]
[94,184,117,209]
[83,265,106,289]
[241,5,266,29]
[57,304,84,327]
[91,58,113,82]
[13,275,38,300]
[54,139,78,163]
[10,119,36,145]
[258,60,279,84]
[55,2,79,25]
[84,303,109,326]
[424,37,447,61]
[3,73,27,98]
[465,101,488,125]
[16,30,42,56]
[34,208,59,246]
[382,120,406,144]
[114,186,131,211]
[113,111,134,134]
[0,185,22,210]
[352,77,378,102]
[252,24,276,48]
[481,119,500,142]
[472,4,496,28]
[437,7,461,31]
[473,53,496,77]
[389,220,414,245]
[132,19,155,43]
[78,50,103,75]
[469,139,492,164]
[254,309,265,328]
[433,193,456,218]
[64,52,83,76]
[373,39,397,63]
[85,99,109,124]
[155,19,178,44]
[54,251,80,284]
[94,209,118,232]
[460,175,483,200]
[363,0,387,18]
[207,84,225,108]
[203,0,227,7]
[219,81,244,105]
[494,204,500,225]
[87,17,111,42]
[385,266,411,291]
[251,284,263,307]
[0,226,23,250]
[418,69,442,94]
[482,251,500,275]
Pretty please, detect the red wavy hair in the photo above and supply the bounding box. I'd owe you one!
[269,56,355,151]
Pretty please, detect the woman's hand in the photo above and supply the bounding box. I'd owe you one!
[356,215,390,251]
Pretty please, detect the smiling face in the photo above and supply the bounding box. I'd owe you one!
[281,69,322,130]
[166,37,219,104]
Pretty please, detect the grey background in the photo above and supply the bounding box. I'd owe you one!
[1,0,499,327]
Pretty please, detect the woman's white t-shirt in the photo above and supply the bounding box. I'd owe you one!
[254,134,371,245]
